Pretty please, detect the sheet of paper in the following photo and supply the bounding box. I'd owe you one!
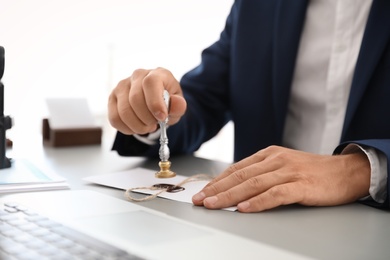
[83,167,236,211]
[0,159,69,193]
[46,98,97,129]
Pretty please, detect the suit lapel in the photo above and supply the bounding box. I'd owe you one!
[342,0,390,139]
[272,0,308,138]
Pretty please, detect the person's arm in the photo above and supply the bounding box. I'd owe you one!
[334,140,390,208]
[111,2,238,157]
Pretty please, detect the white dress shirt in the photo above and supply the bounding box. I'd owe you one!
[282,0,387,203]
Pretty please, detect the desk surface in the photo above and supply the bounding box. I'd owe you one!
[3,137,390,260]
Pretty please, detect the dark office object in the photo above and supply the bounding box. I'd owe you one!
[0,46,12,169]
[42,118,102,147]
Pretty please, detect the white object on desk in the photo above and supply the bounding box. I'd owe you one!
[0,159,69,193]
[45,98,97,129]
[0,190,312,260]
[83,167,236,211]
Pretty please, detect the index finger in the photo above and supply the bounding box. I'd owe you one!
[192,152,270,205]
[142,68,181,122]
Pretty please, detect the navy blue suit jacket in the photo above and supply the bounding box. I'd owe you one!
[113,0,390,208]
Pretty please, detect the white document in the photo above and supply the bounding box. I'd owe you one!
[84,167,236,211]
[46,98,97,129]
[0,159,69,193]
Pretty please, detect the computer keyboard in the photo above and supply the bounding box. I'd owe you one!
[0,202,144,260]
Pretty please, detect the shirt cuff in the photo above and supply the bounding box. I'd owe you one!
[341,143,388,203]
[133,129,161,146]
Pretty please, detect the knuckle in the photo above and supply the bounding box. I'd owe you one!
[111,80,128,97]
[252,152,264,162]
[153,67,174,83]
[263,145,279,153]
[267,186,287,202]
[231,169,249,183]
[155,67,169,73]
[117,103,130,116]
[209,184,220,194]
[142,68,167,86]
[128,89,143,103]
[226,163,239,174]
[223,190,235,202]
[273,150,289,161]
[116,78,127,87]
[245,176,263,189]
[262,145,288,157]
[142,73,156,87]
[132,68,148,77]
[206,183,221,195]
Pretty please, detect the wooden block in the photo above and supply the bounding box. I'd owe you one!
[42,118,102,147]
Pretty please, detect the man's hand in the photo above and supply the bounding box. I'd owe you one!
[108,67,187,135]
[192,146,370,212]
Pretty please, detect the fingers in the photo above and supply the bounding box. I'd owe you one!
[192,146,307,212]
[192,149,273,206]
[129,70,160,130]
[193,146,371,213]
[201,150,269,189]
[142,68,181,121]
[237,182,303,212]
[197,169,294,211]
[108,78,145,135]
[166,95,187,125]
[108,67,186,135]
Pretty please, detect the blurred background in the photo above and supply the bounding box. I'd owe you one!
[0,0,234,163]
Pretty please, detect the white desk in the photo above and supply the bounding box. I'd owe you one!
[3,137,390,260]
